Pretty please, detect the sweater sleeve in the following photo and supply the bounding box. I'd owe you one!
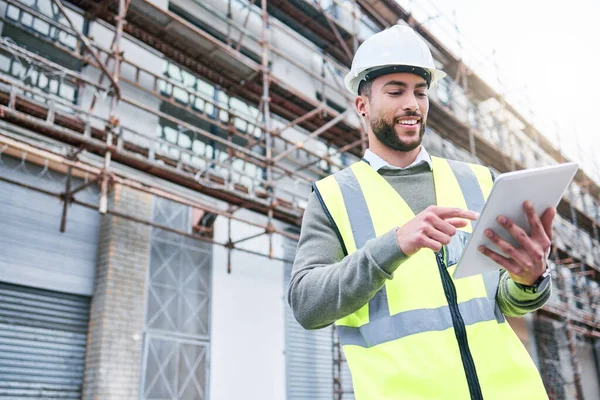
[496,269,552,317]
[287,191,407,330]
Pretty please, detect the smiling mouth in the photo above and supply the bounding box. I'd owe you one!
[396,119,419,126]
[395,117,421,128]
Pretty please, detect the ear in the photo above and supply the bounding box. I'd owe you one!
[355,95,369,118]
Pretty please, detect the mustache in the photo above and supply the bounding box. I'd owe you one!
[394,110,423,120]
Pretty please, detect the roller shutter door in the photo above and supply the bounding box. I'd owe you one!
[0,282,90,399]
[283,240,354,399]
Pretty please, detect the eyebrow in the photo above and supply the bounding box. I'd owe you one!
[382,80,428,89]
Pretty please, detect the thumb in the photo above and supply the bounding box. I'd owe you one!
[540,207,556,240]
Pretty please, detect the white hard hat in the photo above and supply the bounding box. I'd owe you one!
[344,25,446,95]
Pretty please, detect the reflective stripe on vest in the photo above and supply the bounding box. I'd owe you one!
[313,156,548,400]
[334,167,391,321]
[337,296,495,348]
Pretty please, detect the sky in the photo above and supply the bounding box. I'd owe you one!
[396,0,600,183]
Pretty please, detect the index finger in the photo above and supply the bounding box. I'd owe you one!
[432,207,479,221]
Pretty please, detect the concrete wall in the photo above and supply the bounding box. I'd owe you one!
[170,0,353,114]
[578,339,600,400]
[83,184,153,399]
[80,21,163,149]
[209,212,287,400]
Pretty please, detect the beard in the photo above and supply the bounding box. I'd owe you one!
[371,112,426,152]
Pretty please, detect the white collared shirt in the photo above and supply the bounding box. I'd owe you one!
[363,146,433,172]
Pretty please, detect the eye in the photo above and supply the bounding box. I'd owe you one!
[416,92,427,98]
[388,91,403,96]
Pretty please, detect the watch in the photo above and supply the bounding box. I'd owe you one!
[515,268,551,294]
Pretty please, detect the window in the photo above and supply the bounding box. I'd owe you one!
[513,137,526,164]
[161,61,260,136]
[319,0,339,18]
[155,61,263,187]
[467,103,479,129]
[359,18,378,41]
[436,79,451,107]
[5,0,81,50]
[315,92,346,114]
[157,61,266,187]
[141,198,212,400]
[0,52,78,103]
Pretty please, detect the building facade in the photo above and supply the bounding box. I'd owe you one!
[0,0,599,399]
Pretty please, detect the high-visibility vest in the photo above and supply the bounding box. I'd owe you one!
[313,156,548,400]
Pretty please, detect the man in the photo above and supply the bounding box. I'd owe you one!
[288,25,552,400]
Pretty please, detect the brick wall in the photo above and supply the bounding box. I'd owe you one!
[83,184,152,399]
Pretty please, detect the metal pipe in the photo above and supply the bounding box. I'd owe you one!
[10,0,356,172]
[0,172,295,263]
[0,175,57,196]
[232,230,267,245]
[269,45,354,104]
[67,176,101,197]
[50,0,121,98]
[274,105,325,136]
[193,0,351,74]
[0,133,301,241]
[227,205,233,273]
[1,31,267,133]
[114,177,299,241]
[72,197,295,263]
[98,135,112,215]
[261,0,272,184]
[99,0,127,214]
[60,166,72,232]
[260,0,277,260]
[0,111,303,224]
[0,75,272,178]
[235,0,257,52]
[291,138,363,174]
[89,7,128,113]
[566,322,586,400]
[315,3,353,62]
[273,110,348,163]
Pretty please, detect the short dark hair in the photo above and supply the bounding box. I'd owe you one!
[358,80,373,97]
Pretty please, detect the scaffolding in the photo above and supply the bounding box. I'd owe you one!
[0,0,599,398]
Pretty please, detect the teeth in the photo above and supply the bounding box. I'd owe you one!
[398,119,418,125]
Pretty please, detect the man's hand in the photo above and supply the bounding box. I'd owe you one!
[479,201,556,286]
[396,206,479,256]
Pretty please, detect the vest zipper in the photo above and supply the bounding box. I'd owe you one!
[435,252,484,400]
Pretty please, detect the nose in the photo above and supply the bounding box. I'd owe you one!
[402,93,419,112]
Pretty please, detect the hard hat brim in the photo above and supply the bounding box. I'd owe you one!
[345,65,447,96]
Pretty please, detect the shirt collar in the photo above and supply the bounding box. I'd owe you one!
[363,146,433,172]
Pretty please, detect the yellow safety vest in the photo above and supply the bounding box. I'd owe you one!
[314,156,548,400]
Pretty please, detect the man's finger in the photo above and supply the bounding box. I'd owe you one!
[421,236,443,253]
[433,207,479,221]
[431,216,459,236]
[484,229,531,268]
[540,207,556,241]
[425,228,451,246]
[445,218,470,229]
[496,215,537,256]
[523,201,544,238]
[478,246,522,275]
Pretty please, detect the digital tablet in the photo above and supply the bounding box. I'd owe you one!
[452,162,579,279]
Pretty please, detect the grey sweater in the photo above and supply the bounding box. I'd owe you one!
[288,162,551,330]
